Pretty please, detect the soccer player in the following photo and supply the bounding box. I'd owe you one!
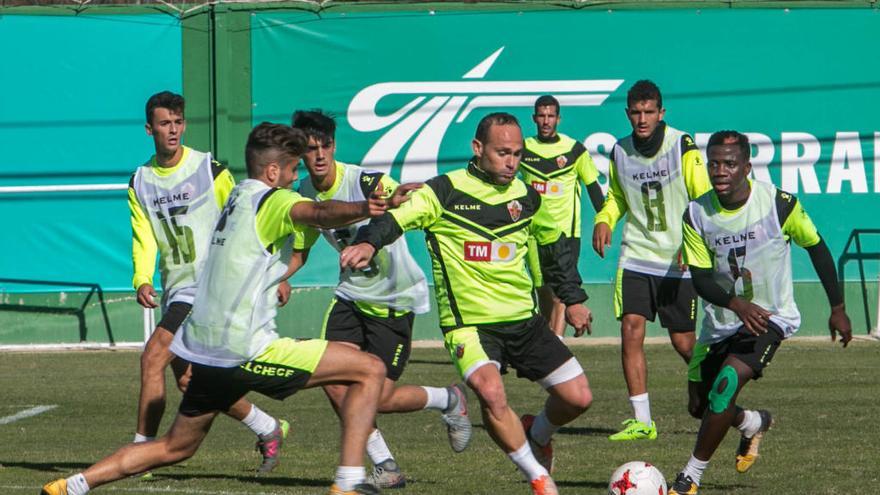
[592,80,711,441]
[520,95,604,337]
[667,130,852,495]
[128,91,287,472]
[41,122,408,495]
[290,110,471,489]
[340,113,594,495]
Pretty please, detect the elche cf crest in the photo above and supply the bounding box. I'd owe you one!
[507,199,522,221]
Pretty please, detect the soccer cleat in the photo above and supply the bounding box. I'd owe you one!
[369,458,406,489]
[668,472,699,495]
[328,482,381,495]
[440,383,472,453]
[530,474,559,495]
[608,418,658,441]
[521,414,554,473]
[40,479,67,495]
[255,419,290,474]
[138,471,154,481]
[736,409,773,473]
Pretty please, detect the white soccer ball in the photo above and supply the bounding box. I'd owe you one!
[608,461,668,495]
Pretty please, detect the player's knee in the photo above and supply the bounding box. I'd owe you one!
[474,380,508,413]
[571,386,593,412]
[707,365,739,414]
[359,353,386,383]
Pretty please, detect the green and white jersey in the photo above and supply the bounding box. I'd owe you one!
[299,161,429,315]
[130,147,220,307]
[388,161,563,329]
[171,179,313,367]
[683,180,821,343]
[520,133,600,238]
[595,126,710,278]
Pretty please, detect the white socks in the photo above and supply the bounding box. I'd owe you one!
[65,474,89,495]
[528,411,559,447]
[736,409,762,438]
[241,405,277,437]
[133,433,154,443]
[421,386,450,410]
[508,442,549,481]
[630,393,652,425]
[683,455,709,485]
[334,466,366,491]
[366,429,395,465]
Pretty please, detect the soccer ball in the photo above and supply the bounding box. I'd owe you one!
[608,461,667,495]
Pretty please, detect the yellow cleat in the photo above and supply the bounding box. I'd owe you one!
[328,482,380,495]
[40,479,67,495]
[668,472,699,495]
[736,410,773,473]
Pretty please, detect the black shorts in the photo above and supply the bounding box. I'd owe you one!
[444,315,574,382]
[617,269,697,331]
[158,302,191,334]
[528,235,581,289]
[179,338,327,416]
[322,297,414,381]
[691,322,784,384]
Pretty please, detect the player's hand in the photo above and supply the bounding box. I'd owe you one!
[729,297,771,335]
[136,283,158,309]
[565,303,593,337]
[277,280,292,307]
[387,182,423,209]
[592,222,612,258]
[340,243,377,270]
[828,303,852,348]
[365,194,389,217]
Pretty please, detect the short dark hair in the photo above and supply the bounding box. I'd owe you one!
[626,80,662,109]
[291,109,336,144]
[145,91,185,125]
[707,130,750,161]
[475,112,520,143]
[534,95,560,114]
[245,123,308,178]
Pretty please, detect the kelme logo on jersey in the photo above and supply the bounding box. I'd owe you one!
[530,181,565,197]
[347,47,623,182]
[463,241,517,262]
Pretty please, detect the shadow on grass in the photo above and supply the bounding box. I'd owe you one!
[147,472,328,487]
[407,358,451,365]
[558,425,618,436]
[0,461,92,473]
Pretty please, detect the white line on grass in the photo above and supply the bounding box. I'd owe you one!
[0,405,58,425]
[0,485,289,495]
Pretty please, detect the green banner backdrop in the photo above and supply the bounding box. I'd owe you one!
[250,7,880,286]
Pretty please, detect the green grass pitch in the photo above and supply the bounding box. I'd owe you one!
[0,339,877,494]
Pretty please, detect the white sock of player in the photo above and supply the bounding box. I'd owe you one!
[630,393,652,425]
[529,410,560,447]
[682,455,709,485]
[421,386,449,410]
[241,405,277,437]
[65,473,89,495]
[366,428,395,464]
[334,465,366,491]
[508,442,549,481]
[736,409,762,438]
[133,433,154,443]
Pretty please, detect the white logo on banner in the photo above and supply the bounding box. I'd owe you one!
[347,47,624,182]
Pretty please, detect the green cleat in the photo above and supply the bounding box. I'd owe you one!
[608,419,657,441]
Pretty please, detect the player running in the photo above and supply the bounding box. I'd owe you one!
[668,130,852,495]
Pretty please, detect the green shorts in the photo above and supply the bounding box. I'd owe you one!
[179,337,328,416]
